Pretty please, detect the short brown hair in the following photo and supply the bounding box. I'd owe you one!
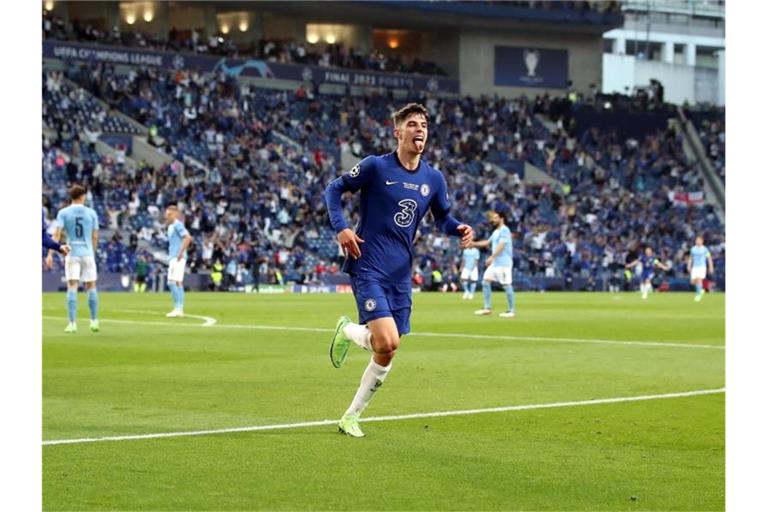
[69,184,87,201]
[392,103,429,128]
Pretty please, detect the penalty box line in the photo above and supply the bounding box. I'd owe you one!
[41,316,725,350]
[43,388,724,446]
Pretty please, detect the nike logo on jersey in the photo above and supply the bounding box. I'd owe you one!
[385,180,398,185]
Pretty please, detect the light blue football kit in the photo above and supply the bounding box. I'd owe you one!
[167,219,189,312]
[482,224,515,314]
[56,203,99,325]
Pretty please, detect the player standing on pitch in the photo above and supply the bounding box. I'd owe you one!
[459,244,480,300]
[471,210,516,317]
[324,103,474,437]
[47,185,100,333]
[687,235,715,302]
[164,204,193,318]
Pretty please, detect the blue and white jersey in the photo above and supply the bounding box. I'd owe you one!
[325,153,463,284]
[167,219,189,261]
[690,245,711,268]
[462,247,480,270]
[490,225,513,268]
[640,254,658,278]
[56,204,99,258]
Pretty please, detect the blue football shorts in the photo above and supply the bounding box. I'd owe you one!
[350,275,412,337]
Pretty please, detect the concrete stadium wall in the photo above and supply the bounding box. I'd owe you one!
[422,32,461,79]
[458,29,603,98]
[602,54,723,106]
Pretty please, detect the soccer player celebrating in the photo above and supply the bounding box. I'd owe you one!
[46,185,100,333]
[625,246,671,300]
[165,204,192,318]
[687,235,715,302]
[324,103,474,438]
[471,210,516,317]
[459,245,480,300]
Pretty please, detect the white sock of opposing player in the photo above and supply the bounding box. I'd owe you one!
[345,358,391,416]
[343,322,372,351]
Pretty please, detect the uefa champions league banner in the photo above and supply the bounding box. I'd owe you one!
[494,46,569,89]
[43,40,459,93]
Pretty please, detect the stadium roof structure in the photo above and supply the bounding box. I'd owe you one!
[241,1,624,34]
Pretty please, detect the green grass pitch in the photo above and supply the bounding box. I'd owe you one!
[43,291,724,510]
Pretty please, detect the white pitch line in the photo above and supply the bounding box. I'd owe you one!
[43,316,203,329]
[115,309,217,327]
[42,315,724,350]
[42,388,724,446]
[408,331,724,350]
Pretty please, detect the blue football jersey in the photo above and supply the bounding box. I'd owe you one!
[640,254,658,276]
[325,153,462,283]
[56,204,99,258]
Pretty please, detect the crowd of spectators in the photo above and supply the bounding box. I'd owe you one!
[695,115,725,183]
[43,10,448,76]
[42,59,725,291]
[257,39,447,76]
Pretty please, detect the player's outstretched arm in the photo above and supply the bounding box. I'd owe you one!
[43,232,62,253]
[625,258,639,269]
[46,226,64,269]
[430,171,471,245]
[324,158,374,237]
[325,178,348,228]
[42,210,62,254]
[473,239,491,249]
[456,224,474,248]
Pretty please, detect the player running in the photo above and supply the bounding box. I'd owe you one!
[459,245,480,300]
[47,185,100,333]
[165,204,192,318]
[324,103,474,438]
[625,246,671,299]
[687,235,715,302]
[472,210,516,317]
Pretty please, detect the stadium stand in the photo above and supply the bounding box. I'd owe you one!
[42,6,724,292]
[42,9,448,76]
[687,110,725,184]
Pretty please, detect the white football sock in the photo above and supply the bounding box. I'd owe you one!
[345,358,392,416]
[343,322,372,351]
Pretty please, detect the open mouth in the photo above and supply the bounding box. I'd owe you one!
[413,135,425,150]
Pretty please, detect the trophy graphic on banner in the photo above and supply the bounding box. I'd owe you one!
[523,49,540,77]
